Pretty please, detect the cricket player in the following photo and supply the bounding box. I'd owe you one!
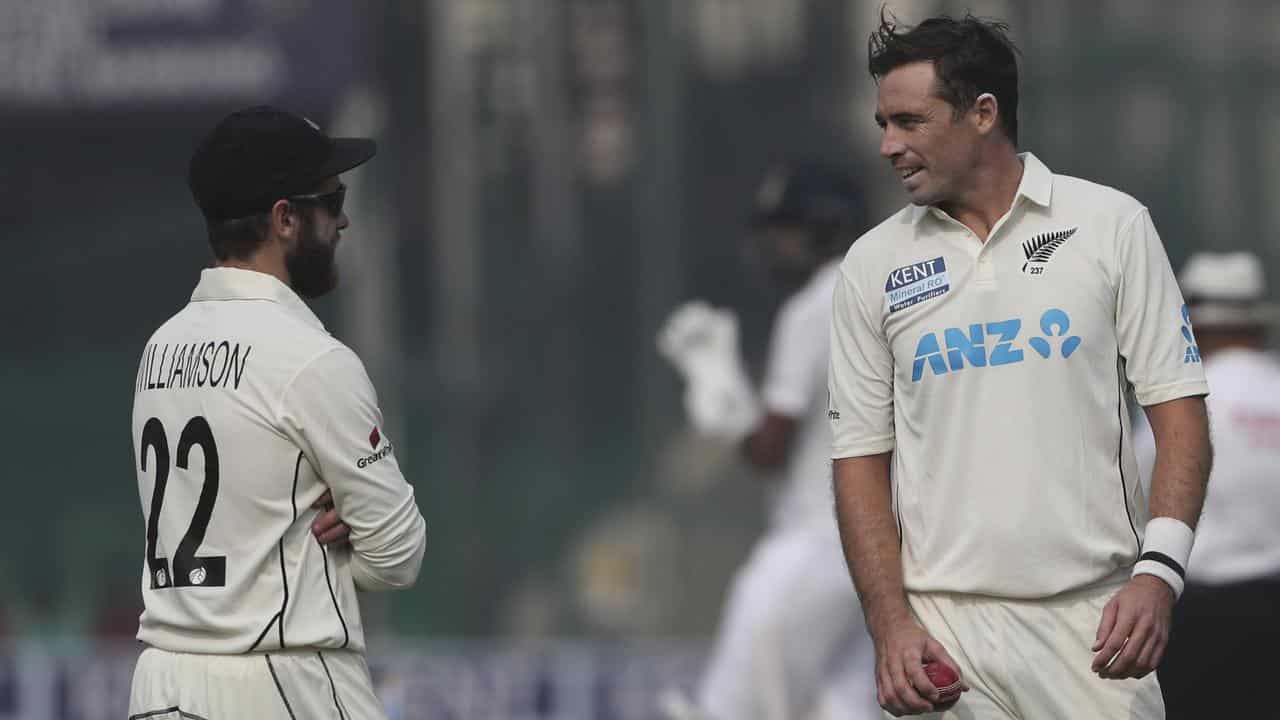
[128,106,426,719]
[829,14,1212,719]
[1132,251,1280,720]
[658,163,879,720]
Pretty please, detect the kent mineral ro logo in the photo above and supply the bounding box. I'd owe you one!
[885,257,950,313]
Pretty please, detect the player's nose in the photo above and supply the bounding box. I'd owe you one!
[880,130,905,160]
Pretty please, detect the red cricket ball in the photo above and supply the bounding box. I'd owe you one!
[923,660,962,709]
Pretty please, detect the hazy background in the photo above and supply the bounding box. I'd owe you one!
[2,0,1278,716]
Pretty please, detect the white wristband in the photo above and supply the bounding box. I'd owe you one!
[1131,517,1195,599]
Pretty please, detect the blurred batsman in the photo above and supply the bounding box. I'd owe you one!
[128,106,426,719]
[657,163,879,720]
[1133,252,1280,720]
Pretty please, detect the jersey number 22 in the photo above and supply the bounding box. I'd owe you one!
[140,416,227,589]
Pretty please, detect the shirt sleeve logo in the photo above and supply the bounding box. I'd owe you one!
[1021,227,1077,275]
[1180,304,1201,363]
[885,256,950,313]
[358,426,393,468]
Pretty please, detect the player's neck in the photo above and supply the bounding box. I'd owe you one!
[941,147,1023,243]
[216,246,293,291]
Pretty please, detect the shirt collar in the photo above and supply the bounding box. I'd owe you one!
[1016,152,1053,207]
[190,267,326,331]
[909,151,1054,225]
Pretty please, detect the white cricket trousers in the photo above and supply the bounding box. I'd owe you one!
[128,646,388,720]
[903,577,1165,720]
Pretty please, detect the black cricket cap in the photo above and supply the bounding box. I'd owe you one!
[188,105,376,222]
[751,162,865,231]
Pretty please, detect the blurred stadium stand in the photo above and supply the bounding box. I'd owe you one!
[2,0,1278,716]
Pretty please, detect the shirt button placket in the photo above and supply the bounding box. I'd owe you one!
[977,252,996,283]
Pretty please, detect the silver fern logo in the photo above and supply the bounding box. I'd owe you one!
[1021,227,1078,274]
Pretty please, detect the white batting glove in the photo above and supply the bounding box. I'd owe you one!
[657,300,761,439]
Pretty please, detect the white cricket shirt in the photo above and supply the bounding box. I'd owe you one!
[1134,348,1280,584]
[131,267,426,654]
[828,153,1208,598]
[762,259,841,531]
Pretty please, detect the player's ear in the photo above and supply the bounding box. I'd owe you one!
[972,92,999,136]
[267,199,300,242]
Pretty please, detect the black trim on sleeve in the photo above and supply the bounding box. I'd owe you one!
[1116,360,1141,553]
[246,539,289,651]
[892,470,903,544]
[128,708,209,720]
[317,651,348,720]
[248,453,305,653]
[265,654,299,720]
[275,452,306,649]
[1138,550,1186,579]
[318,539,351,649]
[292,451,302,521]
[247,530,291,653]
[276,538,290,648]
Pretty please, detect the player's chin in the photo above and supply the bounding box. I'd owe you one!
[905,184,942,206]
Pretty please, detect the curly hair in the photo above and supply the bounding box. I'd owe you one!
[868,10,1021,144]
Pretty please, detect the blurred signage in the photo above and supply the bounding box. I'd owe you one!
[0,642,703,720]
[0,0,362,108]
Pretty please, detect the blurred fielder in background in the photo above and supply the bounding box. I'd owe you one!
[658,163,879,720]
[129,106,426,719]
[829,14,1211,718]
[1134,251,1280,720]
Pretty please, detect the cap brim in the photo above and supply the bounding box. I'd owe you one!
[317,137,377,178]
[1190,301,1280,329]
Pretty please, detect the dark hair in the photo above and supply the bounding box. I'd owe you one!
[207,213,271,261]
[205,179,331,260]
[868,11,1020,144]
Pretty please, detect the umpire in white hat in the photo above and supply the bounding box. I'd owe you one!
[1135,251,1280,720]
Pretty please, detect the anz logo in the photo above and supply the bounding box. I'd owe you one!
[912,308,1082,382]
[1181,304,1201,364]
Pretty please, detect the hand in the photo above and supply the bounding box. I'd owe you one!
[311,490,350,546]
[874,617,969,716]
[656,301,759,438]
[1091,575,1174,679]
[656,300,740,379]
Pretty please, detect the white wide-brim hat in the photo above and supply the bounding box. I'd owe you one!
[1179,251,1279,329]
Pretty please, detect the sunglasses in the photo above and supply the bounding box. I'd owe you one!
[287,183,346,217]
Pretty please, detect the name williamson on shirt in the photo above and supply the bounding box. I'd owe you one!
[135,341,252,393]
